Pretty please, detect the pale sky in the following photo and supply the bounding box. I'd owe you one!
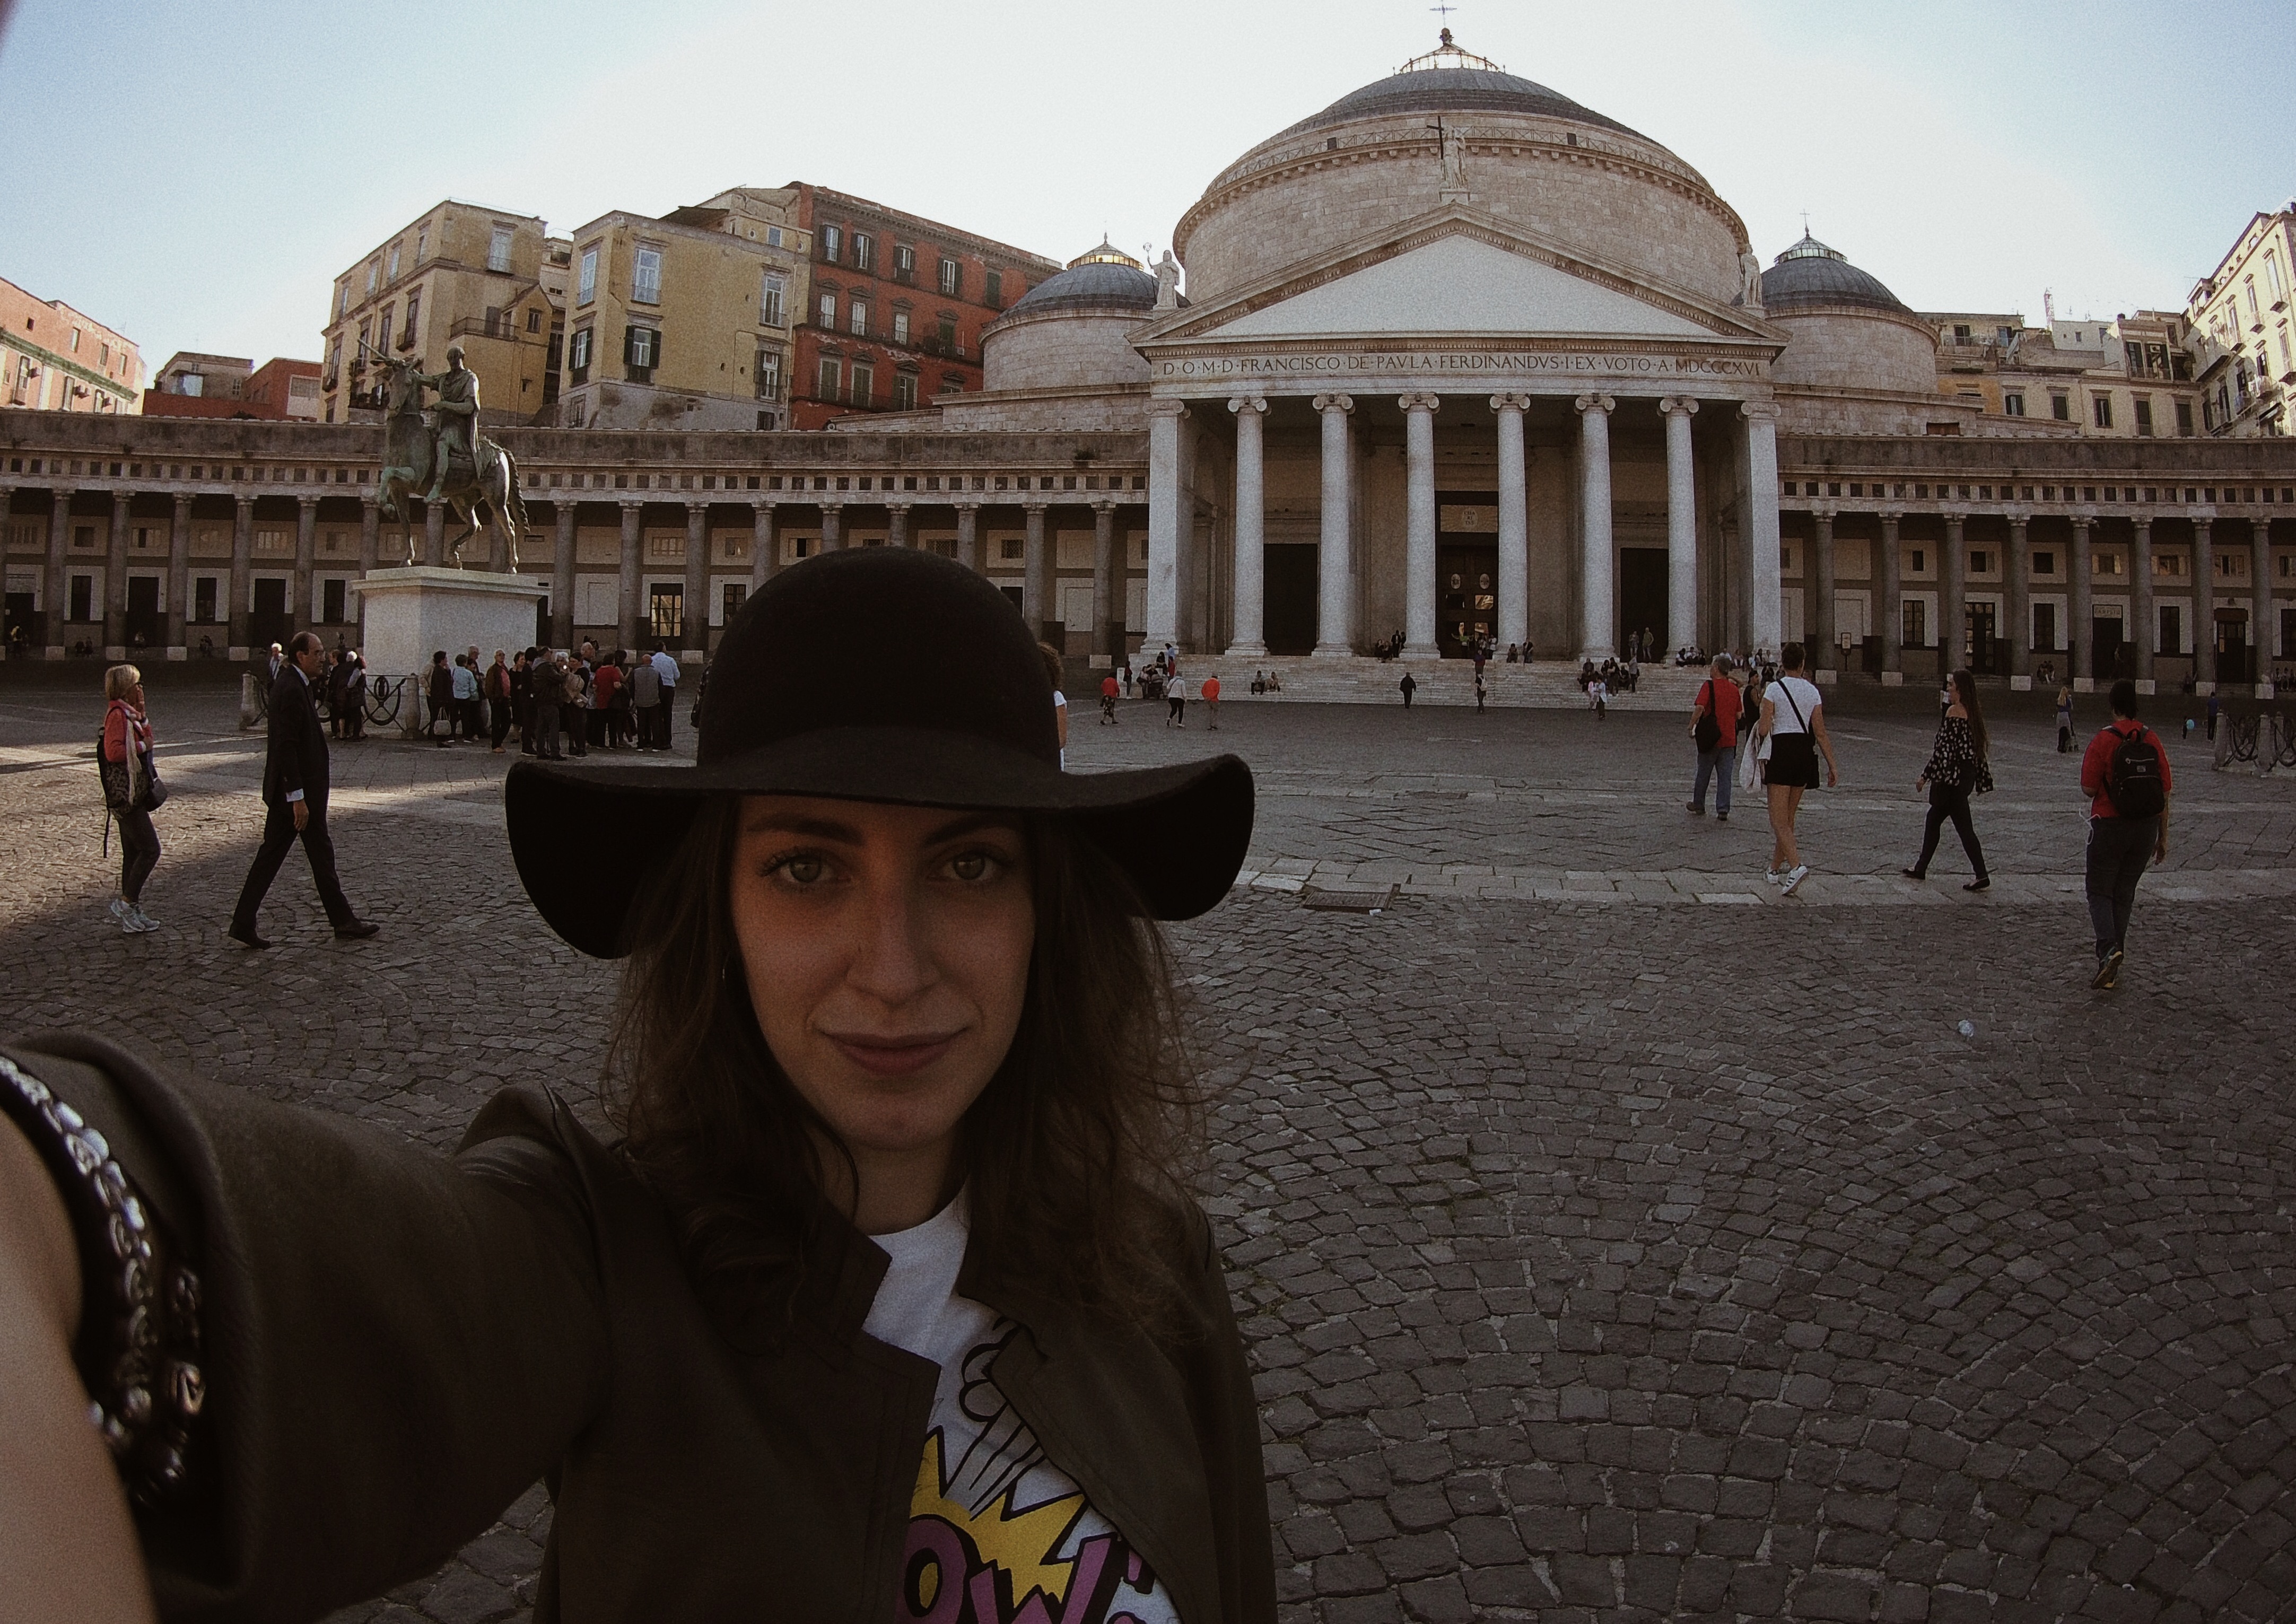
[3,0,2290,376]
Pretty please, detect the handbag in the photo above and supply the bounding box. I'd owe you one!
[135,746,168,811]
[1693,682,1722,753]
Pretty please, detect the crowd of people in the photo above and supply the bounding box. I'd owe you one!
[414,642,685,757]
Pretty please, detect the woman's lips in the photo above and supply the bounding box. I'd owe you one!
[827,1033,959,1077]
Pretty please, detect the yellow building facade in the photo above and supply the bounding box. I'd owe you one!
[556,194,810,433]
[320,202,561,427]
[2188,205,2295,436]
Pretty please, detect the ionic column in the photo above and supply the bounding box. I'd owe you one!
[750,500,778,593]
[229,494,254,658]
[819,504,843,553]
[2070,514,2095,692]
[2194,518,2216,691]
[1090,502,1117,662]
[1878,512,1904,684]
[294,495,319,642]
[887,503,911,549]
[1811,511,1836,678]
[423,501,444,569]
[1022,502,1051,642]
[1941,514,1966,675]
[617,501,642,652]
[1574,392,1616,660]
[2130,517,2154,687]
[2006,516,2032,684]
[1400,393,1442,659]
[1143,399,1189,654]
[1313,393,1354,657]
[683,501,709,659]
[105,490,132,657]
[167,493,192,654]
[43,490,72,657]
[1226,395,1268,658]
[1660,396,1699,655]
[552,504,576,648]
[1491,393,1530,652]
[1742,402,1784,657]
[2252,520,2275,694]
[955,503,981,574]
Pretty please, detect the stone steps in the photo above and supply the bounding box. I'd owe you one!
[1185,657,1713,711]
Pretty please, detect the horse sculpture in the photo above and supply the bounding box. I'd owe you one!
[373,353,526,569]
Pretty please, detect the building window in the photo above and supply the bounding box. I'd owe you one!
[818,292,836,328]
[821,225,842,263]
[818,356,841,400]
[337,281,349,318]
[2092,395,2113,429]
[527,307,542,334]
[2003,391,2024,416]
[633,247,663,305]
[488,224,514,273]
[939,257,961,296]
[388,241,401,280]
[894,245,915,282]
[852,233,874,272]
[404,292,420,345]
[894,371,916,410]
[850,361,873,405]
[893,310,910,345]
[569,326,592,383]
[2134,397,2154,436]
[849,299,869,337]
[378,310,394,354]
[1903,598,1926,648]
[766,226,783,249]
[2050,394,2071,421]
[578,245,598,305]
[623,325,659,382]
[755,347,782,400]
[366,259,380,295]
[940,373,963,396]
[2033,550,2055,575]
[938,316,957,352]
[1000,537,1025,561]
[415,227,427,263]
[323,579,347,623]
[985,269,1003,308]
[760,272,786,328]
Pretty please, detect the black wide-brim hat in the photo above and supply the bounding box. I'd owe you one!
[505,546,1253,956]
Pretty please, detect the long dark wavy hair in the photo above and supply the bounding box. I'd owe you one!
[1948,668,1989,762]
[603,795,1206,1341]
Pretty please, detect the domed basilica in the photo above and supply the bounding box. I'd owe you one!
[903,32,2286,697]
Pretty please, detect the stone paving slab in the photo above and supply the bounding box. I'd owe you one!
[2,686,2292,1622]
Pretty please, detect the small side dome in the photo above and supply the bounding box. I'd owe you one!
[1001,250,1171,319]
[1760,232,1913,316]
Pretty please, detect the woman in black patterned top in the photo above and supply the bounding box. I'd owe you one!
[1904,667,1994,890]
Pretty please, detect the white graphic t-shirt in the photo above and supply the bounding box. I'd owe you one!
[863,1195,1179,1624]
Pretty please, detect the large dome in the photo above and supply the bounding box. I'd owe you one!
[1004,259,1160,319]
[1760,233,1913,316]
[1174,34,1749,309]
[1270,52,1643,145]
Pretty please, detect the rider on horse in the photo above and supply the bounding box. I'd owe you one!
[414,345,479,503]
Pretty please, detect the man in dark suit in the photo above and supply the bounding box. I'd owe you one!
[229,630,379,948]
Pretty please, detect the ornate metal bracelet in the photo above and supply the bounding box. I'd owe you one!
[0,1053,203,1506]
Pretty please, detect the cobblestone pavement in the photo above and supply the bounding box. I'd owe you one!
[3,677,2293,1623]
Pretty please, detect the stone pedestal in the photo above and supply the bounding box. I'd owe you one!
[348,567,547,689]
[2010,675,2033,692]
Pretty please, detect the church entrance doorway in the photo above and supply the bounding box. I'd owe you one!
[1437,495,1497,659]
[1263,543,1317,655]
[1618,548,1666,657]
[1437,543,1497,659]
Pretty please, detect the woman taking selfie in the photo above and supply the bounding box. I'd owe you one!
[0,548,1271,1622]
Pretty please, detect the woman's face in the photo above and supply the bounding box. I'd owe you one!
[729,796,1035,1180]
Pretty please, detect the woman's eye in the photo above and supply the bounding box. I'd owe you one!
[949,852,992,882]
[770,853,827,886]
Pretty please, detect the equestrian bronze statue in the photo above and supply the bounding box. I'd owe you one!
[372,344,527,568]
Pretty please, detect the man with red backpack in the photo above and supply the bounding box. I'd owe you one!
[2077,678,2171,990]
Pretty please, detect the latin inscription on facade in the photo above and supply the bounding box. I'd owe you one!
[1156,351,1766,381]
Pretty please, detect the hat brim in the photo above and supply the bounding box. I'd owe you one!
[504,728,1255,957]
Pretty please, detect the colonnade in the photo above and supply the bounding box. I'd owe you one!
[1141,389,1784,662]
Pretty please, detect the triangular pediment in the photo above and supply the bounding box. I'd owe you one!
[1135,207,1778,351]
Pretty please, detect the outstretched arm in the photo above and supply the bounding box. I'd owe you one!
[0,1113,156,1623]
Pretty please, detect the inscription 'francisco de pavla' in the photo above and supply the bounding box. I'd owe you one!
[1157,351,1767,380]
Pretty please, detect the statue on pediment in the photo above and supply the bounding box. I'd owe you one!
[1155,250,1181,311]
[1438,121,1471,192]
[1740,248,1764,309]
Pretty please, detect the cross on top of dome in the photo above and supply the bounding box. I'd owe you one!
[1399,28,1506,75]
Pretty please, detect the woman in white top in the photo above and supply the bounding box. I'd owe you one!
[1753,643,1840,895]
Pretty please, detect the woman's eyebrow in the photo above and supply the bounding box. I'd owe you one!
[741,812,865,842]
[922,812,1018,844]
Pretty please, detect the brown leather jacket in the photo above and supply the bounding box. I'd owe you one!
[7,1033,1276,1624]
